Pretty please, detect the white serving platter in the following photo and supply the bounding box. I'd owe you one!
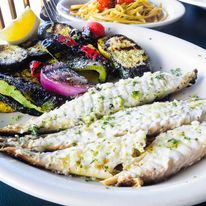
[1,21,206,206]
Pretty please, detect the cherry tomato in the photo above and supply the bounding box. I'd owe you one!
[97,0,115,10]
[116,0,134,4]
[87,22,106,38]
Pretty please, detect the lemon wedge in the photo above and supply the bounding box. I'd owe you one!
[0,7,40,45]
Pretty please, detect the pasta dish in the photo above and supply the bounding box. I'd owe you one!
[70,0,166,24]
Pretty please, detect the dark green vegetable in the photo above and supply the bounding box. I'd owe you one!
[67,56,107,83]
[0,45,28,72]
[0,73,66,115]
[38,22,73,40]
[27,41,50,61]
[105,35,151,79]
[41,34,71,57]
[70,27,94,45]
[0,94,41,116]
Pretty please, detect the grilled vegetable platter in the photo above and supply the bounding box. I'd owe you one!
[1,19,206,194]
[0,21,151,116]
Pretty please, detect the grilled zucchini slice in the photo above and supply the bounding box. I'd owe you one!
[0,98,14,113]
[97,37,110,59]
[0,94,41,115]
[0,74,66,114]
[38,22,73,40]
[67,44,108,82]
[105,35,151,79]
[68,56,107,82]
[0,45,28,72]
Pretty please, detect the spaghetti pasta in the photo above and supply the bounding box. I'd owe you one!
[70,0,166,24]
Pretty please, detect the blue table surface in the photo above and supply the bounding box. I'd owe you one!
[1,3,206,206]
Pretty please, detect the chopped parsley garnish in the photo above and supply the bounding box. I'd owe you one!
[125,110,131,115]
[93,151,99,157]
[15,115,22,121]
[167,138,180,149]
[189,95,199,100]
[119,96,125,108]
[98,96,105,101]
[179,131,185,137]
[29,125,39,136]
[133,81,139,86]
[131,91,143,99]
[184,136,191,141]
[172,101,178,107]
[170,68,182,77]
[72,142,77,146]
[104,166,109,172]
[101,116,115,129]
[155,74,166,80]
[90,159,97,164]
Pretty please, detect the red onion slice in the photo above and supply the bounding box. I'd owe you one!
[40,62,88,97]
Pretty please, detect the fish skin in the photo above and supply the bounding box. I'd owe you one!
[1,98,206,152]
[102,121,206,187]
[0,70,198,135]
[0,130,147,179]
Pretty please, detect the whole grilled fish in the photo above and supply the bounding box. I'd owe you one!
[0,70,197,135]
[102,121,206,187]
[2,98,206,152]
[0,130,147,179]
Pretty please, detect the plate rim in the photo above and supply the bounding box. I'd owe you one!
[179,0,206,8]
[56,0,185,28]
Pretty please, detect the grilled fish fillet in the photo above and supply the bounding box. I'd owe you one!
[0,130,147,179]
[2,98,206,152]
[0,70,197,135]
[102,121,206,187]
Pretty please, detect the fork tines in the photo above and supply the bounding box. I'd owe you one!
[42,0,59,22]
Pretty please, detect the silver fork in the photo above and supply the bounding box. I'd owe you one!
[42,0,61,23]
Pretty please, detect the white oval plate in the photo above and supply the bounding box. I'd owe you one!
[179,0,206,9]
[1,22,206,206]
[56,0,185,28]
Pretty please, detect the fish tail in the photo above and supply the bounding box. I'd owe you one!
[101,174,143,187]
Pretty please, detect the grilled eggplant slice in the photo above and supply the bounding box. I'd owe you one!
[105,35,150,78]
[41,34,71,57]
[0,45,28,72]
[0,94,41,115]
[27,41,50,61]
[0,73,66,114]
[38,22,73,40]
[70,27,94,45]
